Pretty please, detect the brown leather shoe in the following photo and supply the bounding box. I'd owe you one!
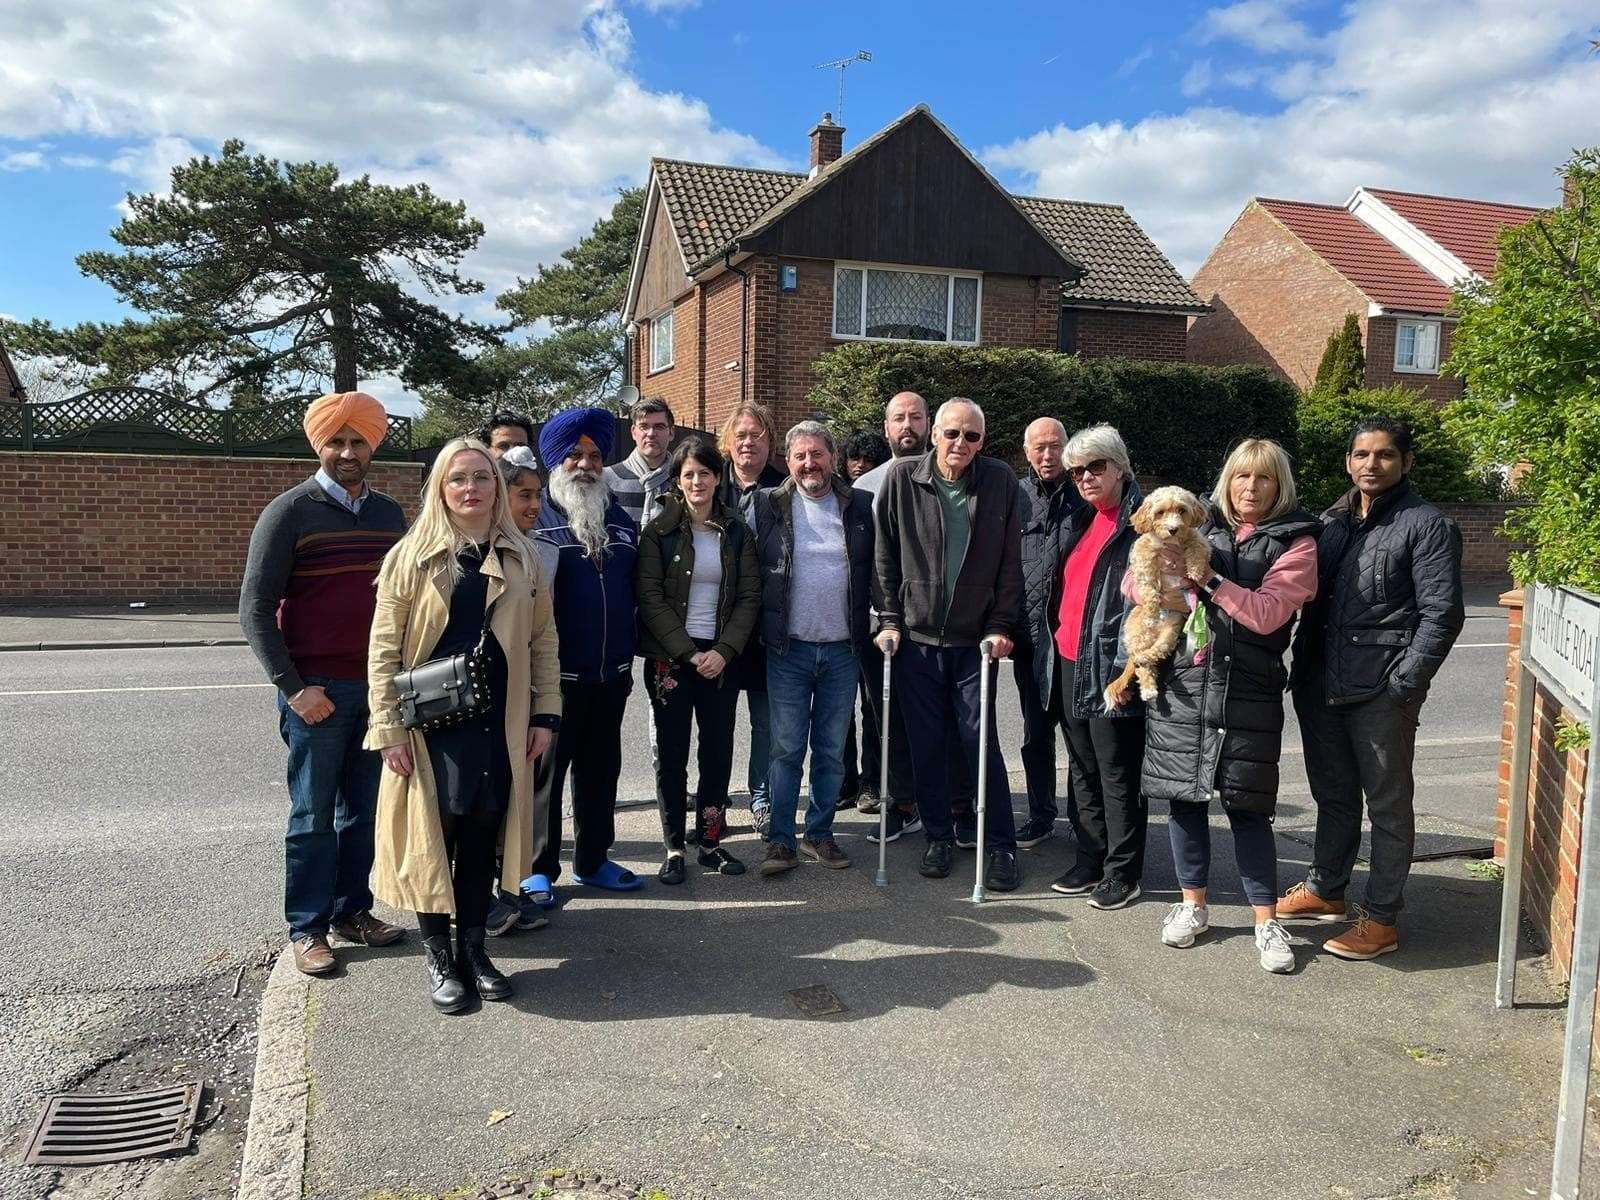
[1277,882,1346,923]
[292,934,337,976]
[332,911,406,947]
[1323,910,1399,961]
[800,836,852,869]
[760,843,799,876]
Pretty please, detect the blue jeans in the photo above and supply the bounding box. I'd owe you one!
[276,677,381,939]
[766,639,858,849]
[746,687,772,812]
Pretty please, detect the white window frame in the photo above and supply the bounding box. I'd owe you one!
[1393,318,1441,375]
[648,307,674,374]
[832,261,983,346]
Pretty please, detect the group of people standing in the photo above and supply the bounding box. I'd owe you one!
[241,380,1463,1012]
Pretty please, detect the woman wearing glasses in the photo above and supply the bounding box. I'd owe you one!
[366,437,561,1013]
[1033,424,1148,911]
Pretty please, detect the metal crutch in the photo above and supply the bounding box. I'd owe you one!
[875,638,895,888]
[971,638,999,904]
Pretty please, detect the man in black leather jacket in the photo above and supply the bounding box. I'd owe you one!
[1279,417,1464,961]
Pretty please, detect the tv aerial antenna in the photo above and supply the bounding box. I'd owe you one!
[815,50,872,126]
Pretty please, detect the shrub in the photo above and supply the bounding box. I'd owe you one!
[807,343,1298,492]
[1312,312,1365,396]
[1295,386,1494,512]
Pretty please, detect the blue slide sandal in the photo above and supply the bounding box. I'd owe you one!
[572,860,645,892]
[519,873,559,910]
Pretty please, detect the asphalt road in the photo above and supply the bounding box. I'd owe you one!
[0,588,1511,1196]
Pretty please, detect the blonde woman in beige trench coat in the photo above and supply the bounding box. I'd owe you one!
[366,437,561,1014]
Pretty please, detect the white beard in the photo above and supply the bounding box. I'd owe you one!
[549,467,612,559]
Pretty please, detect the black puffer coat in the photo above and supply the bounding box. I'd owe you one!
[1289,480,1464,706]
[1018,472,1083,648]
[1141,508,1321,815]
[1029,480,1145,720]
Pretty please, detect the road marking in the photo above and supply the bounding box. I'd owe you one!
[0,682,272,698]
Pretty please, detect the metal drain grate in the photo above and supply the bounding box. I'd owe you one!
[787,984,847,1017]
[23,1081,204,1166]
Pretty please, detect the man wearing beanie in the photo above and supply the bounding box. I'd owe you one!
[526,405,646,894]
[240,391,409,977]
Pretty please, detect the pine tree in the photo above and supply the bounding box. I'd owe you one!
[1311,312,1366,396]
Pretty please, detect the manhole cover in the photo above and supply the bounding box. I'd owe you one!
[788,984,847,1017]
[23,1081,203,1166]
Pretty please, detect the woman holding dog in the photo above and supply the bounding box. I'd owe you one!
[366,437,561,1013]
[1133,438,1319,974]
[1035,424,1148,912]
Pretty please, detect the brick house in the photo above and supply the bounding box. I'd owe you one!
[0,338,23,402]
[1187,187,1540,403]
[622,105,1205,434]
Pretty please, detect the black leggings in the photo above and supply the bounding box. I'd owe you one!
[415,805,501,938]
[1167,800,1279,907]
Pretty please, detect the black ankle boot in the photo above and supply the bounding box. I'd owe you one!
[458,926,512,1001]
[421,935,469,1014]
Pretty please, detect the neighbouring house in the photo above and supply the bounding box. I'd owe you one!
[0,338,23,402]
[622,104,1206,435]
[1187,187,1541,403]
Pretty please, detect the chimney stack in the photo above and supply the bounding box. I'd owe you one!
[809,113,844,177]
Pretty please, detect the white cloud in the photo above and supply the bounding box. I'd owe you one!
[1196,0,1317,55]
[1116,44,1154,78]
[1180,59,1215,98]
[0,150,46,171]
[985,0,1600,277]
[0,0,784,327]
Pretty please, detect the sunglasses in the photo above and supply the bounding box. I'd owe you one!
[1068,458,1110,481]
[939,428,982,444]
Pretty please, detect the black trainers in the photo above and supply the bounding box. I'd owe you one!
[1050,865,1103,895]
[751,805,772,839]
[867,806,922,844]
[954,815,977,849]
[919,840,955,878]
[1087,878,1142,910]
[698,846,746,876]
[1015,818,1055,849]
[985,849,1022,892]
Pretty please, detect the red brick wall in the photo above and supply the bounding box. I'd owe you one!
[635,292,702,427]
[1065,307,1188,361]
[0,452,424,605]
[1495,592,1590,982]
[1436,502,1529,576]
[1363,316,1464,405]
[1188,201,1371,388]
[701,268,747,436]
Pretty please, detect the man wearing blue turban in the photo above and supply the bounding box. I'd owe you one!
[524,406,647,895]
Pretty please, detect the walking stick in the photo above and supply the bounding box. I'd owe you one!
[875,639,895,888]
[971,638,999,904]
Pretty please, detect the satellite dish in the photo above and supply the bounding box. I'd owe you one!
[614,384,640,410]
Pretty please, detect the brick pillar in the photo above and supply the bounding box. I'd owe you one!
[1496,589,1524,858]
[809,115,844,173]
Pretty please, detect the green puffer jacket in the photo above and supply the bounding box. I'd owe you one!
[635,494,761,668]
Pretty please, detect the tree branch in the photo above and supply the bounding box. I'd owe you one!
[1534,218,1600,327]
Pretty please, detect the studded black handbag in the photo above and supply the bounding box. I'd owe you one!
[394,599,497,733]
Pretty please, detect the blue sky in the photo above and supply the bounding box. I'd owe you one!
[1,0,1594,400]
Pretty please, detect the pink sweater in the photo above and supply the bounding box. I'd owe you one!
[1121,528,1318,636]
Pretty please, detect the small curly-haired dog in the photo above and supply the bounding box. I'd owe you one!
[1103,486,1212,708]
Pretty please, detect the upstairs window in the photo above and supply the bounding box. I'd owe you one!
[833,264,981,345]
[1394,319,1440,374]
[649,308,674,373]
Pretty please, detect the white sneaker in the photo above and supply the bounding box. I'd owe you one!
[1160,901,1209,948]
[1256,919,1296,973]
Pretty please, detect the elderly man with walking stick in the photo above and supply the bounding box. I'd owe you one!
[871,398,1024,892]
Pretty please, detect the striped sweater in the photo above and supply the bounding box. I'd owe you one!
[239,476,407,696]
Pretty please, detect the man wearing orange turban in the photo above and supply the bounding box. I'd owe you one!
[240,387,410,977]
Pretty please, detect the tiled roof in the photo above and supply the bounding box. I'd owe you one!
[1365,188,1541,278]
[652,159,803,271]
[1015,197,1206,312]
[648,157,1203,312]
[1258,198,1455,314]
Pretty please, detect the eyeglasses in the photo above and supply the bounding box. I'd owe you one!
[1068,459,1110,481]
[446,471,495,488]
[940,428,982,444]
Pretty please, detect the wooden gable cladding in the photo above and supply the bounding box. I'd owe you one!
[737,110,1082,281]
[634,183,691,318]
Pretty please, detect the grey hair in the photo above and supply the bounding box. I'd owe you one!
[934,397,985,430]
[784,419,837,457]
[1064,423,1132,477]
[1024,416,1067,444]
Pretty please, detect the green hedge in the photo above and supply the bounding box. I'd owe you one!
[1295,386,1496,511]
[808,343,1299,492]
